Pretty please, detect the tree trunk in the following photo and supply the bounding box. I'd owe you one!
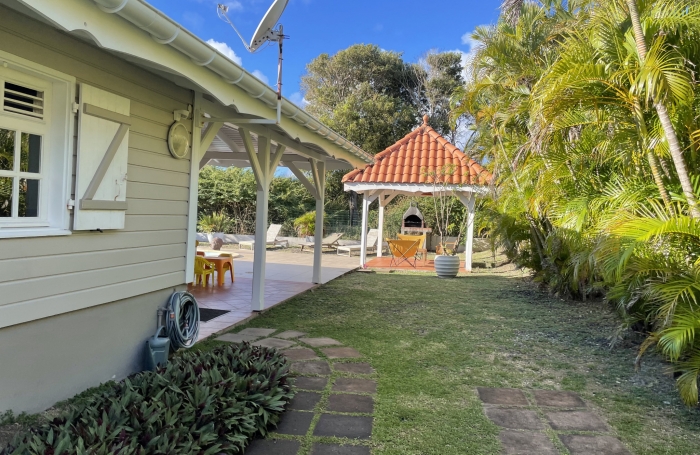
[647,152,672,209]
[627,0,700,218]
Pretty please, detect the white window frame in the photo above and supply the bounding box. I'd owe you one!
[0,50,75,239]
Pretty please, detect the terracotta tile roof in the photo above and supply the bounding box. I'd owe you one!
[342,115,492,185]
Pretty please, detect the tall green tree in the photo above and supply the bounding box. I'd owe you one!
[302,44,419,155]
[408,51,466,143]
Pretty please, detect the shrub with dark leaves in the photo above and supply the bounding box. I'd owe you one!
[2,342,294,454]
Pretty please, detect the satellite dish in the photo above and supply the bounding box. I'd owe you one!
[250,0,289,52]
[217,0,290,124]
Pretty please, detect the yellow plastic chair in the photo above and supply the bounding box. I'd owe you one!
[217,252,235,283]
[397,233,428,263]
[194,256,215,286]
[387,239,420,268]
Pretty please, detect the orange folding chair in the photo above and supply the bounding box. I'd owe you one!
[386,239,421,268]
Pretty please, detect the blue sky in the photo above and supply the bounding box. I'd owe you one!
[147,0,503,105]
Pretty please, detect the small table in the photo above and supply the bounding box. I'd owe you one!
[198,252,241,286]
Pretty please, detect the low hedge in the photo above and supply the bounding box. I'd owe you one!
[2,343,294,454]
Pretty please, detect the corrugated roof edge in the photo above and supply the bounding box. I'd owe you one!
[91,0,373,164]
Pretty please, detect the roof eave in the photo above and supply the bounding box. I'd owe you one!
[18,0,373,166]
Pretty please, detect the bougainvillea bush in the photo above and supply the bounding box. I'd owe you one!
[2,343,294,454]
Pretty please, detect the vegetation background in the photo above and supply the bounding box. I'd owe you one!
[198,0,700,406]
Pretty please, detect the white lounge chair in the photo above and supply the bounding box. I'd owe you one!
[299,232,343,252]
[239,224,288,250]
[337,229,379,257]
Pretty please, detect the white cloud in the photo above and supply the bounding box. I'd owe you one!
[455,25,489,81]
[222,1,243,11]
[252,70,270,85]
[461,32,479,50]
[206,39,243,65]
[288,91,309,107]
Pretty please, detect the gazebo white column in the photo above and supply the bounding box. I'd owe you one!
[458,193,477,272]
[377,201,385,258]
[376,193,396,257]
[240,129,285,311]
[359,193,378,266]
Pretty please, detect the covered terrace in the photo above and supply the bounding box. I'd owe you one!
[194,99,373,312]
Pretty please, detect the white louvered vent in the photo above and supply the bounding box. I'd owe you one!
[2,81,44,120]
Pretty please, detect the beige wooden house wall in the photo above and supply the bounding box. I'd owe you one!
[0,5,194,412]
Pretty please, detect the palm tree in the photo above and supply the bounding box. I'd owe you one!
[625,0,700,218]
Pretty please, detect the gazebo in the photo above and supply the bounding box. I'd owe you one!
[342,115,492,271]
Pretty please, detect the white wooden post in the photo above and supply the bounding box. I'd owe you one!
[377,198,385,258]
[185,93,202,284]
[312,160,325,284]
[241,129,273,311]
[359,194,371,267]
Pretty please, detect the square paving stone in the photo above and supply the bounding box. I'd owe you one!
[283,348,320,361]
[547,411,609,432]
[499,430,559,455]
[300,337,342,347]
[332,378,377,394]
[485,408,544,430]
[237,328,277,337]
[322,347,362,359]
[288,391,321,411]
[294,376,328,391]
[334,363,375,374]
[253,338,297,349]
[274,411,314,436]
[313,414,372,439]
[533,390,586,408]
[311,444,371,455]
[328,394,374,414]
[476,387,529,406]
[559,435,632,455]
[244,438,300,455]
[291,361,331,376]
[216,333,260,343]
[276,330,307,339]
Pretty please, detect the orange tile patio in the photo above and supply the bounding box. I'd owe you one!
[365,257,465,271]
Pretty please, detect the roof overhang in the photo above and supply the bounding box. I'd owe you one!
[343,182,490,196]
[13,0,373,168]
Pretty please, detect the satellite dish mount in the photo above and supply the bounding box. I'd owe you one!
[217,0,290,124]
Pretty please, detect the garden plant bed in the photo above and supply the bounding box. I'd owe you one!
[193,266,700,455]
[0,344,294,454]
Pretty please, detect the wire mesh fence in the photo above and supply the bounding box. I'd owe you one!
[278,209,366,240]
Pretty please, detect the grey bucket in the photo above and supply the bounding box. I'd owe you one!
[145,326,170,371]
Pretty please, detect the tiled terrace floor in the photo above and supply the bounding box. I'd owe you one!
[190,249,359,340]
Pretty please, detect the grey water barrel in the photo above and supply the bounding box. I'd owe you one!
[145,326,170,371]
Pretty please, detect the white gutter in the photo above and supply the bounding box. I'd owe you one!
[91,0,372,164]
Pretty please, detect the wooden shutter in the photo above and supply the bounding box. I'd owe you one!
[74,84,130,230]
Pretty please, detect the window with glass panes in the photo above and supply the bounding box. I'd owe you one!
[0,69,49,226]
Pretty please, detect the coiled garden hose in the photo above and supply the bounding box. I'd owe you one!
[166,291,200,350]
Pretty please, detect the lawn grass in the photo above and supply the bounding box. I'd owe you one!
[198,266,700,455]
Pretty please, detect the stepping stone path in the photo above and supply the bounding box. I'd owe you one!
[216,329,375,454]
[477,387,633,455]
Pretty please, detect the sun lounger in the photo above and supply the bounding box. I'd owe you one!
[239,224,288,250]
[299,232,343,252]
